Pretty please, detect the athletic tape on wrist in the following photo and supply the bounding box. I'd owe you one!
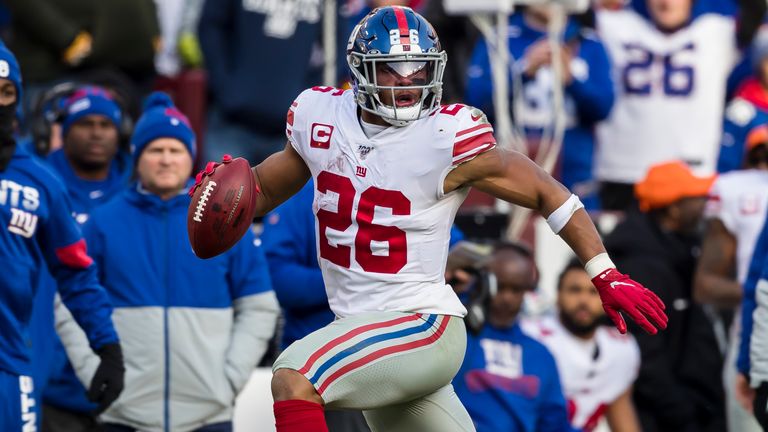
[585,253,616,279]
[546,194,584,234]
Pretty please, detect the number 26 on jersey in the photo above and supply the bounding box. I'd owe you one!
[316,171,411,275]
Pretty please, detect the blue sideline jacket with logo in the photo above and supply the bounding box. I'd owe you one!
[60,182,278,431]
[0,144,117,376]
[454,322,573,432]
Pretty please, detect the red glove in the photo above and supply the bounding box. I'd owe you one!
[592,268,668,335]
[188,154,233,197]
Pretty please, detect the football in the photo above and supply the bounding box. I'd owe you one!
[187,157,258,259]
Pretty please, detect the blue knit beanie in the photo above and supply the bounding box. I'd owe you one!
[61,86,122,136]
[0,41,22,105]
[130,92,196,164]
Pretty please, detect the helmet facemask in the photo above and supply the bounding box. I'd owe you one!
[349,49,447,127]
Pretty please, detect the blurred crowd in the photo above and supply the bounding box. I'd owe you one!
[2,0,768,431]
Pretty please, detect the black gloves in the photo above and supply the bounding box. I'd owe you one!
[87,342,125,413]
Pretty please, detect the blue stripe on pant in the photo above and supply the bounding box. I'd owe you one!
[308,314,438,385]
[0,370,38,431]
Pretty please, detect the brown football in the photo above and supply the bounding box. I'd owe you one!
[187,157,257,259]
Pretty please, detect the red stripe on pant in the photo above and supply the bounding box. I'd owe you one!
[316,316,452,395]
[298,314,422,375]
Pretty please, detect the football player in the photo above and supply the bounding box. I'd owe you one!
[192,7,668,432]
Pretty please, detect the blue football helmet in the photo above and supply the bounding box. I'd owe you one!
[347,6,447,127]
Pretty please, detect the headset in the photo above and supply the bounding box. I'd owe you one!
[29,80,134,156]
[460,240,539,334]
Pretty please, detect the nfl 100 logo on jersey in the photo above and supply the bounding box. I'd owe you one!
[0,180,40,238]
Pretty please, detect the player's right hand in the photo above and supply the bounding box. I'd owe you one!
[592,268,668,335]
[189,154,234,197]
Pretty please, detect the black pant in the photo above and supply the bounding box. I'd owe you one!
[42,404,102,432]
[756,382,768,431]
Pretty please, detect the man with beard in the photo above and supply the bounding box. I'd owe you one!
[604,160,724,432]
[523,260,641,432]
[46,85,131,224]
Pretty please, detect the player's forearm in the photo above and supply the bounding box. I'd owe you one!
[557,209,607,264]
[251,146,311,217]
[533,169,607,264]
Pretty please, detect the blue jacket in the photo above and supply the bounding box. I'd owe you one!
[74,183,277,431]
[465,13,614,209]
[260,179,464,349]
[454,323,571,432]
[45,149,132,224]
[0,144,118,376]
[36,148,131,412]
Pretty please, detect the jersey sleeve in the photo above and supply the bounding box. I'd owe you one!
[286,87,344,161]
[451,105,497,167]
[286,94,302,153]
[285,88,320,158]
[39,180,118,349]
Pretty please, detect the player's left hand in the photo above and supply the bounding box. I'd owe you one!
[592,268,668,335]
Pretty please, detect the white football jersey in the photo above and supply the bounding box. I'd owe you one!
[287,87,496,318]
[705,170,768,282]
[596,10,739,183]
[522,316,640,431]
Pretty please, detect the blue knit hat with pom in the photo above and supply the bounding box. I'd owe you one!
[131,92,196,164]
